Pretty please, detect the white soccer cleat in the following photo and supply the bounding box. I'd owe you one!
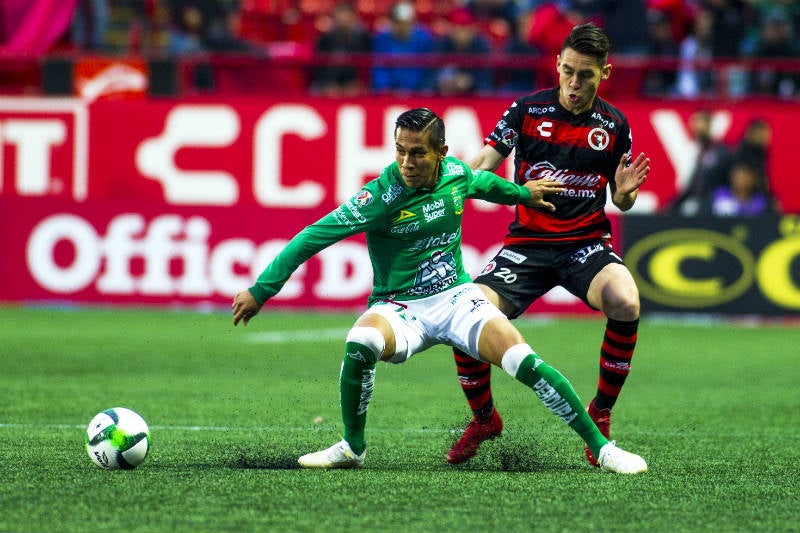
[298,439,365,469]
[596,441,648,474]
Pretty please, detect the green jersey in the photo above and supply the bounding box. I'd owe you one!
[249,156,532,306]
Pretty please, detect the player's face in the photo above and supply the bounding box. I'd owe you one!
[556,47,611,115]
[395,128,447,189]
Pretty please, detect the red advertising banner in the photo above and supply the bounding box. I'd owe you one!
[1,96,798,314]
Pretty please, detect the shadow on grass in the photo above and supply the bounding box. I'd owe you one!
[230,451,302,470]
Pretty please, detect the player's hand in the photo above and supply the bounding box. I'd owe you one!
[232,290,262,326]
[523,178,567,212]
[615,152,650,195]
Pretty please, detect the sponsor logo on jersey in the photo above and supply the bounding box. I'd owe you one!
[499,249,527,264]
[345,199,367,223]
[528,106,556,115]
[393,210,416,223]
[524,161,603,190]
[381,184,404,204]
[353,190,373,207]
[422,198,446,223]
[408,250,458,296]
[591,111,616,129]
[588,127,610,151]
[333,206,358,229]
[444,162,465,176]
[389,221,420,234]
[409,229,460,252]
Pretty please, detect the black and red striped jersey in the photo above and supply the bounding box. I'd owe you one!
[485,87,633,244]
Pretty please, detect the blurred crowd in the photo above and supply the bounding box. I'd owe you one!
[663,109,779,217]
[55,0,800,99]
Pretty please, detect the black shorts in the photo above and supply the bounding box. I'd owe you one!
[473,240,625,318]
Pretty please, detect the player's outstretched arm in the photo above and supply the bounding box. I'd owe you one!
[232,289,262,326]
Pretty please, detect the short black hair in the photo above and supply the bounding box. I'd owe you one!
[394,108,446,151]
[562,22,612,65]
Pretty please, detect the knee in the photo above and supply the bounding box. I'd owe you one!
[346,326,385,364]
[603,285,640,320]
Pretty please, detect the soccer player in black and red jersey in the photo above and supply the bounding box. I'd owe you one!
[447,22,651,467]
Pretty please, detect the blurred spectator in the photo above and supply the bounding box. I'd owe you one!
[705,161,775,217]
[165,0,252,55]
[311,2,372,97]
[526,2,587,58]
[748,6,799,98]
[370,1,436,94]
[434,8,493,96]
[702,0,752,58]
[165,0,255,91]
[464,0,520,40]
[496,12,540,94]
[646,0,696,43]
[127,0,161,54]
[71,0,109,51]
[676,7,716,98]
[731,117,780,211]
[665,109,732,216]
[574,0,650,54]
[642,8,680,96]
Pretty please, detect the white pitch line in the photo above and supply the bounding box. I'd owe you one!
[245,328,349,344]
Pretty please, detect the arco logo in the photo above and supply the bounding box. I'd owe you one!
[625,228,754,308]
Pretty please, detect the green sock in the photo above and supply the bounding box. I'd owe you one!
[514,353,608,457]
[339,341,377,456]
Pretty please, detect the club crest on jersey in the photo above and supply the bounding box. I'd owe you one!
[588,127,610,151]
[353,190,373,207]
[451,186,464,215]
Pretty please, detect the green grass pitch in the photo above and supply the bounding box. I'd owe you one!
[1,305,798,532]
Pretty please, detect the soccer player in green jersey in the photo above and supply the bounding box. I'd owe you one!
[232,107,647,474]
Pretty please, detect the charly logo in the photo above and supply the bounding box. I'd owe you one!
[626,229,754,308]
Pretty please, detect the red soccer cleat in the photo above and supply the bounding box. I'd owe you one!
[585,399,612,467]
[446,408,503,464]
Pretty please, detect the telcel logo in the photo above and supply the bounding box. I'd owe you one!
[626,229,754,308]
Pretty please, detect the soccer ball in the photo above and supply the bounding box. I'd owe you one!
[85,407,150,470]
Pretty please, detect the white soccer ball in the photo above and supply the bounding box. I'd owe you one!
[85,407,150,470]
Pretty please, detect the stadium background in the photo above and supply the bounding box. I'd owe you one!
[2,0,799,318]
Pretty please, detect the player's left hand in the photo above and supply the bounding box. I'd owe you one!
[615,152,650,194]
[232,290,261,326]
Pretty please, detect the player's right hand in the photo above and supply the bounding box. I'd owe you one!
[232,290,262,326]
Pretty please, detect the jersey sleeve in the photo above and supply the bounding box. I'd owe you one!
[483,97,524,158]
[467,168,532,205]
[248,187,386,304]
